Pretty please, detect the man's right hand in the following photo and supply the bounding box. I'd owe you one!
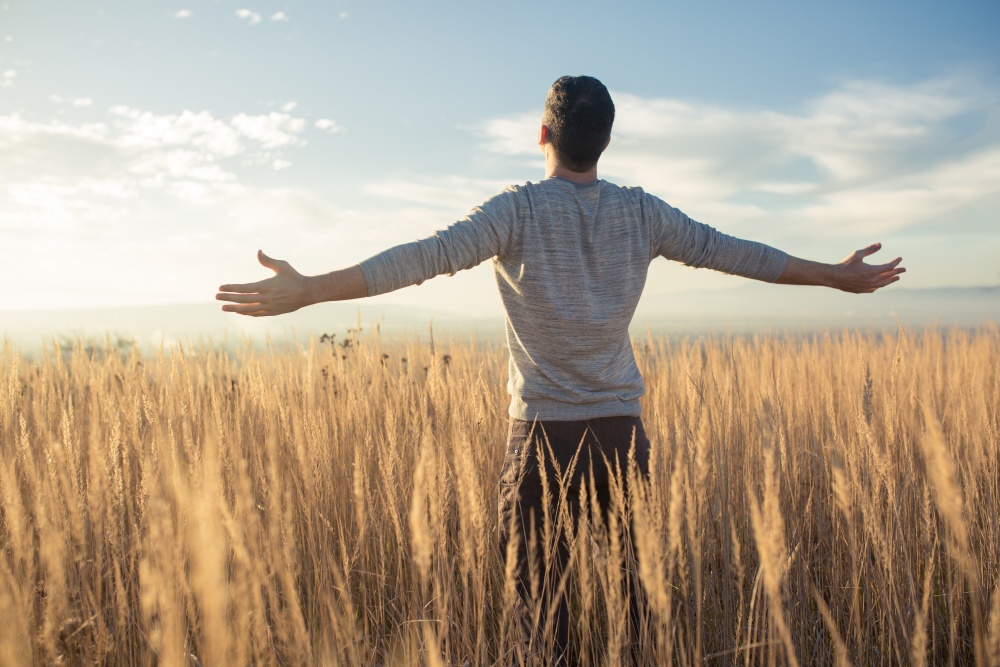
[216,250,369,317]
[216,250,313,317]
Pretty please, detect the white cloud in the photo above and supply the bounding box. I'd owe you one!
[173,9,192,19]
[236,9,261,25]
[1,69,15,88]
[231,112,305,148]
[477,72,1000,238]
[48,95,95,108]
[111,106,245,156]
[0,105,311,225]
[478,111,537,156]
[0,114,109,144]
[315,118,343,133]
[280,100,297,112]
[789,147,1000,235]
[339,12,348,19]
[364,176,508,212]
[269,11,289,22]
[130,149,239,185]
[272,159,291,170]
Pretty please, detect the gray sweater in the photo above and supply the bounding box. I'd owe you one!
[359,178,788,420]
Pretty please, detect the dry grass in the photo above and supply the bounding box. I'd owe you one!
[0,325,998,666]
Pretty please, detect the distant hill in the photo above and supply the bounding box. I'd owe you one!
[633,284,1000,332]
[2,286,996,355]
[0,301,501,356]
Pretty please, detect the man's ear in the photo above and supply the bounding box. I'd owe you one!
[538,124,549,147]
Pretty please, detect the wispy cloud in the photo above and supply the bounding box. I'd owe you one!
[477,72,1000,238]
[49,95,94,107]
[0,69,15,88]
[235,9,261,25]
[364,176,509,213]
[0,106,314,223]
[172,9,192,19]
[269,11,289,22]
[231,112,305,148]
[315,118,343,133]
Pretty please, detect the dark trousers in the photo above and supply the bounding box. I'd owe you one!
[497,416,651,666]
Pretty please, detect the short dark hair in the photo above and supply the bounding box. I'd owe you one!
[542,75,615,172]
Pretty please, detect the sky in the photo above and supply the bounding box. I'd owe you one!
[1,1,998,323]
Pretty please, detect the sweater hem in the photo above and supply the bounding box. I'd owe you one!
[509,397,642,422]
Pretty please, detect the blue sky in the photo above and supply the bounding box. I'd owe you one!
[1,1,998,318]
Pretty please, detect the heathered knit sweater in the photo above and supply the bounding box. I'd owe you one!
[359,178,788,421]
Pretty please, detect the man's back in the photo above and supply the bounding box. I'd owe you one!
[495,178,657,421]
[359,177,787,421]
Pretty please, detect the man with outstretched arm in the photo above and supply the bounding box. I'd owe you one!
[217,76,904,665]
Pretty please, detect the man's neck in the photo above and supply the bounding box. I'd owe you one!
[544,150,599,184]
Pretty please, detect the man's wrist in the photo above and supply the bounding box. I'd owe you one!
[303,267,368,304]
[776,256,845,289]
[815,263,833,289]
[303,274,324,306]
[823,263,844,290]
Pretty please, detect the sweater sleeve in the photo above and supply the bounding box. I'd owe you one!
[358,188,518,296]
[648,193,788,283]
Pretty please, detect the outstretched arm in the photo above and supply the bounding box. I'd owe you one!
[650,196,904,293]
[218,190,517,317]
[777,242,905,293]
[216,250,367,317]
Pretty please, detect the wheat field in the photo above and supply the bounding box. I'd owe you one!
[0,325,998,666]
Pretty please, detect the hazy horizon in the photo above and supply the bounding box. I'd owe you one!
[4,283,997,357]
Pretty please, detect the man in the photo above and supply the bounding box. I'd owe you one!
[217,76,905,664]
